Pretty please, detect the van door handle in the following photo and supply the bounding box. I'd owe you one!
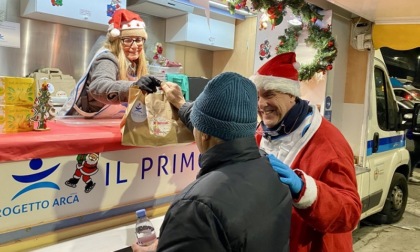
[373,132,379,153]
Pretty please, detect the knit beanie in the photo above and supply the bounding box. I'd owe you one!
[249,52,301,97]
[108,9,147,39]
[190,72,258,141]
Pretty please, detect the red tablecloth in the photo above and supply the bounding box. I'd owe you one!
[0,120,135,163]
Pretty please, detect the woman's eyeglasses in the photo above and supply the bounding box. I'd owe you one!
[120,37,146,47]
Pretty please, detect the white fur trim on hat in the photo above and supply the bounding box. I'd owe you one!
[250,74,301,97]
[110,28,120,37]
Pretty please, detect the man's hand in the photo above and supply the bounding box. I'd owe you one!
[161,82,186,109]
[134,76,161,93]
[267,154,303,195]
[131,239,158,252]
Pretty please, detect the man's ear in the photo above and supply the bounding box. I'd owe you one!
[201,133,210,142]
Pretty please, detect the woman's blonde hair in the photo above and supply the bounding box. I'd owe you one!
[103,34,148,81]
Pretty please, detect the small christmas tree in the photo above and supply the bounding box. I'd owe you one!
[31,81,55,130]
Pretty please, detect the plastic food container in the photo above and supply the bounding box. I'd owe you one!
[148,65,182,74]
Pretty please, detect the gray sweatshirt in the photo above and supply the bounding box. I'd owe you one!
[75,51,134,113]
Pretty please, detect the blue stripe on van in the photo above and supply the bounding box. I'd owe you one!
[366,135,405,156]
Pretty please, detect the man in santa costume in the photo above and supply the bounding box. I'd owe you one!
[161,52,361,251]
[250,52,362,251]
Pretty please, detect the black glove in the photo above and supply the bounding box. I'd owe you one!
[134,75,162,93]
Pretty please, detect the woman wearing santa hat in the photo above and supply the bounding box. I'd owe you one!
[59,9,161,118]
[161,52,362,252]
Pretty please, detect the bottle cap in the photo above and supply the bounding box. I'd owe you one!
[136,209,146,218]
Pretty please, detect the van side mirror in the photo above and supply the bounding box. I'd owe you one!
[397,107,413,130]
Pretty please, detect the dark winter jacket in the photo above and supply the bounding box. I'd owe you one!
[156,137,292,252]
[178,102,194,132]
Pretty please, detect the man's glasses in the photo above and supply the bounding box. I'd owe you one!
[120,37,146,47]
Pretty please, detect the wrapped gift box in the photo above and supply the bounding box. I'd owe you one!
[0,77,36,105]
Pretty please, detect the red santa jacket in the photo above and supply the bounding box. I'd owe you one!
[257,110,361,252]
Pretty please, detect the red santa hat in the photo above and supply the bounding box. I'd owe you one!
[250,52,301,97]
[108,9,147,39]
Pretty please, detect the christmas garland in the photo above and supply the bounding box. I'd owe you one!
[227,0,337,81]
[276,22,337,81]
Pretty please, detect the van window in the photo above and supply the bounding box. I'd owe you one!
[375,67,387,129]
[374,67,399,130]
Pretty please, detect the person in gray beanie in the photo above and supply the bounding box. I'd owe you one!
[132,72,292,252]
[189,72,259,141]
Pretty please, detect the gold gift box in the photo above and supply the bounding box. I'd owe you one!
[0,77,36,105]
[0,105,33,133]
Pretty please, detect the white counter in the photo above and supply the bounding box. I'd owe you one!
[30,216,165,252]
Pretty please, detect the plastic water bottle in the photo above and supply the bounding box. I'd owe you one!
[135,209,157,246]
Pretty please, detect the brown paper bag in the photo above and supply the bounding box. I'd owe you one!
[121,87,194,147]
[171,106,195,144]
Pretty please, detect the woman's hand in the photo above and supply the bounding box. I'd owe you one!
[134,76,161,93]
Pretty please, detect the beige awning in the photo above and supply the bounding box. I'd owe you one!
[373,24,420,50]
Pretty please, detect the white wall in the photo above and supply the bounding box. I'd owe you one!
[327,14,351,130]
[327,13,366,156]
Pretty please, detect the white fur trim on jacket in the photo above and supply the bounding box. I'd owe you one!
[249,74,300,97]
[293,170,317,209]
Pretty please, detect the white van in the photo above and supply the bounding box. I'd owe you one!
[355,50,419,224]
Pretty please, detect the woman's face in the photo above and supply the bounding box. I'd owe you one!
[120,36,145,61]
[257,88,295,128]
